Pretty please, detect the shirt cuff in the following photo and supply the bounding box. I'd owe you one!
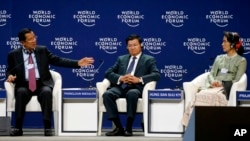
[139,77,144,84]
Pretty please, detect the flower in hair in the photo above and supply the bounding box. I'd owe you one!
[235,40,242,49]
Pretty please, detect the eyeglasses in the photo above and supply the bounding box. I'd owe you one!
[25,36,38,43]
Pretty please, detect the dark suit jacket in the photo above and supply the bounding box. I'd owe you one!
[105,53,160,92]
[7,45,80,88]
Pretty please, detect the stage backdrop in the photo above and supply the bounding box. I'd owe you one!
[1,0,250,128]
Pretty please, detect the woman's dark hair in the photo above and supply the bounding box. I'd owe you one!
[18,28,33,41]
[223,31,244,56]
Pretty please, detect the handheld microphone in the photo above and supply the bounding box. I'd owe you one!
[89,60,104,88]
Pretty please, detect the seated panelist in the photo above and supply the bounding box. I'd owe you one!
[102,34,161,136]
[6,28,94,136]
[182,31,247,127]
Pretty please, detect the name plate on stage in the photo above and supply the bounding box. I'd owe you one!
[62,88,96,99]
[237,91,250,101]
[0,90,6,99]
[148,89,183,100]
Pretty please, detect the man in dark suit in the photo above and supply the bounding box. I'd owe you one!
[103,34,161,136]
[6,28,94,136]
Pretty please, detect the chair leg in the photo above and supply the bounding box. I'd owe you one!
[7,112,12,118]
[7,112,12,128]
[139,116,144,132]
[98,112,103,136]
[53,111,58,136]
[141,121,144,132]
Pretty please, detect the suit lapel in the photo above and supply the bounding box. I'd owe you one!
[123,55,131,74]
[134,54,144,75]
[15,48,25,78]
[16,48,24,64]
[33,47,41,73]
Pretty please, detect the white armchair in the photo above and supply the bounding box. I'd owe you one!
[183,72,247,109]
[96,79,156,136]
[4,70,62,135]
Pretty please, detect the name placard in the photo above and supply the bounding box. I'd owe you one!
[0,90,6,99]
[237,91,250,101]
[148,89,182,100]
[62,88,96,99]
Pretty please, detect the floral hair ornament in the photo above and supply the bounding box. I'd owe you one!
[235,39,242,49]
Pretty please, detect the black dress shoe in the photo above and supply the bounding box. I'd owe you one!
[10,128,23,136]
[44,129,53,136]
[105,128,125,136]
[124,130,133,136]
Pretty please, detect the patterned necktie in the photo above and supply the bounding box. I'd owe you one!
[121,56,137,89]
[28,53,36,92]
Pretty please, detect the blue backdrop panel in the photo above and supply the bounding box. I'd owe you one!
[1,0,250,129]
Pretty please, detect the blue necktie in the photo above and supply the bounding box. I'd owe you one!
[121,56,137,89]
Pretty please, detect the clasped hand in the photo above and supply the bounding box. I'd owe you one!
[120,74,140,84]
[211,80,222,87]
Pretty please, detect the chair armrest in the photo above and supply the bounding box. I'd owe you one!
[4,81,15,112]
[96,78,111,108]
[183,82,199,110]
[227,73,247,106]
[142,81,157,111]
[96,79,111,97]
[142,81,157,128]
[183,72,209,110]
[142,81,157,99]
[50,70,62,111]
[191,72,210,88]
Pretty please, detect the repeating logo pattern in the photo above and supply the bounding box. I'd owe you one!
[206,10,233,27]
[28,10,56,27]
[0,65,7,81]
[6,37,22,49]
[0,10,11,26]
[51,37,77,54]
[242,38,250,54]
[73,10,100,27]
[72,65,97,81]
[1,1,250,88]
[95,37,122,54]
[143,37,166,54]
[183,37,210,54]
[161,11,188,27]
[117,10,144,27]
[160,65,188,81]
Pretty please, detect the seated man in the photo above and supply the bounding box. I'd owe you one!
[102,34,161,136]
[6,28,94,136]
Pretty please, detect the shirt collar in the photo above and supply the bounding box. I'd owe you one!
[22,46,35,54]
[131,52,142,59]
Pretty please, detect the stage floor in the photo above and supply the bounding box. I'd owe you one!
[0,130,182,141]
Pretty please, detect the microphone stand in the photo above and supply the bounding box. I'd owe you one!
[89,60,104,88]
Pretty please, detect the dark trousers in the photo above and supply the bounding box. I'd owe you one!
[103,86,142,130]
[222,81,233,100]
[14,81,53,129]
